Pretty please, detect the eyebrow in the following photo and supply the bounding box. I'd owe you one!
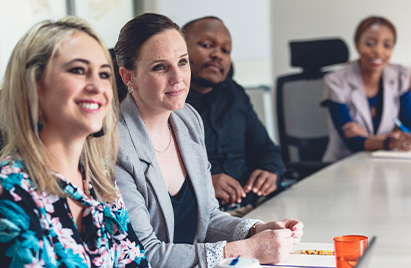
[201,33,231,44]
[150,53,189,65]
[63,58,112,69]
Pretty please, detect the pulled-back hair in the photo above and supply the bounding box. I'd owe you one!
[0,16,119,202]
[354,16,397,44]
[114,13,181,101]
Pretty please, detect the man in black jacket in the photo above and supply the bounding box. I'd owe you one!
[183,16,284,211]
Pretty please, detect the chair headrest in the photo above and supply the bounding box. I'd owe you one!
[289,38,349,71]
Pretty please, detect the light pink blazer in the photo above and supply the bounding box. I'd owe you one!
[322,61,410,162]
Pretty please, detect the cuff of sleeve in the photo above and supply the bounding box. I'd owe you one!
[206,240,227,268]
[233,219,263,241]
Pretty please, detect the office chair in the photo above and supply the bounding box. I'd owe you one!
[276,38,349,182]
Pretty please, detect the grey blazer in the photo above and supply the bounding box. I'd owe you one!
[115,94,246,268]
[322,61,410,162]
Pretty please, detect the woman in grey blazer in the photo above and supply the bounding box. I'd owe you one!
[113,13,303,268]
[322,16,411,162]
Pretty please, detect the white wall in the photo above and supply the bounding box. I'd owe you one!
[271,0,411,77]
[0,0,134,82]
[157,0,272,88]
[0,0,66,81]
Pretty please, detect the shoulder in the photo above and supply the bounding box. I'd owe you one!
[384,63,410,80]
[224,78,248,94]
[0,155,31,191]
[322,62,361,104]
[174,103,203,130]
[172,104,206,145]
[385,63,409,73]
[221,79,252,108]
[324,61,358,85]
[384,63,411,94]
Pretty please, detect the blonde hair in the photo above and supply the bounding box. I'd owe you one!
[0,16,119,202]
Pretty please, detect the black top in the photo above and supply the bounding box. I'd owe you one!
[169,178,197,244]
[186,78,283,207]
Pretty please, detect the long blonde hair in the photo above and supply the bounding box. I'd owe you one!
[0,16,119,202]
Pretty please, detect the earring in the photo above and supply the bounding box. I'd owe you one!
[37,110,44,133]
[90,127,105,138]
[128,85,135,94]
[37,120,43,133]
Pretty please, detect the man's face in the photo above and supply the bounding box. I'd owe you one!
[186,19,232,91]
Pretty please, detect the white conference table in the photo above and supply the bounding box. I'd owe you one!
[243,152,411,267]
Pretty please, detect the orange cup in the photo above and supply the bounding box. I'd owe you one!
[334,235,368,268]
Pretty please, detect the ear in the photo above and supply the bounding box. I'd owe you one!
[119,66,134,87]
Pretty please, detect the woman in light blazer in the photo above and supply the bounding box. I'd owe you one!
[114,13,303,268]
[322,16,411,162]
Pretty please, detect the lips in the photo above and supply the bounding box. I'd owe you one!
[77,101,101,111]
[166,89,184,96]
[202,61,224,74]
[370,58,384,65]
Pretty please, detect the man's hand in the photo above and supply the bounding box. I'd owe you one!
[211,173,246,205]
[244,169,278,196]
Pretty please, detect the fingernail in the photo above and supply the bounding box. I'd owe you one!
[253,188,258,193]
[257,191,262,196]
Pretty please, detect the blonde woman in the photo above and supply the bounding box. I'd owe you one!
[0,17,149,267]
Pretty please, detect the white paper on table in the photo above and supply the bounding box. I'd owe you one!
[370,149,411,159]
[263,242,336,268]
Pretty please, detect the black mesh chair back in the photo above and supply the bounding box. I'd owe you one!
[277,38,349,181]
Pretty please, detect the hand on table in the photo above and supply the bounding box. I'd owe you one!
[226,219,303,264]
[391,131,411,151]
[243,169,278,196]
[245,226,295,264]
[211,173,245,206]
[255,219,304,245]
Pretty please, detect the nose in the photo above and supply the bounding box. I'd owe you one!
[210,47,223,60]
[85,72,103,92]
[374,43,385,57]
[169,66,184,85]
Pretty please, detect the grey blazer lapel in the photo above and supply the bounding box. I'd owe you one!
[348,62,374,133]
[169,111,210,239]
[120,94,175,240]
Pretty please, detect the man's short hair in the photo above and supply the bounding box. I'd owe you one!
[181,16,223,39]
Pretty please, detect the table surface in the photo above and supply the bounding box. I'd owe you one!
[243,152,411,267]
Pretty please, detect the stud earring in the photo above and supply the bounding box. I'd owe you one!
[128,85,135,94]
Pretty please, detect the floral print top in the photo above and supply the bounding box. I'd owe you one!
[0,155,150,268]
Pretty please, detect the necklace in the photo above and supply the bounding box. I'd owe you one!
[154,123,172,154]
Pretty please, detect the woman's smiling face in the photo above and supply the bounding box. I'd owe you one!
[356,24,395,74]
[37,32,113,139]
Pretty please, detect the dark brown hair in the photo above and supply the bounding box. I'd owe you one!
[354,16,397,44]
[114,13,181,101]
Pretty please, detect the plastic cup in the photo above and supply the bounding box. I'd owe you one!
[334,235,368,268]
[216,257,261,268]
